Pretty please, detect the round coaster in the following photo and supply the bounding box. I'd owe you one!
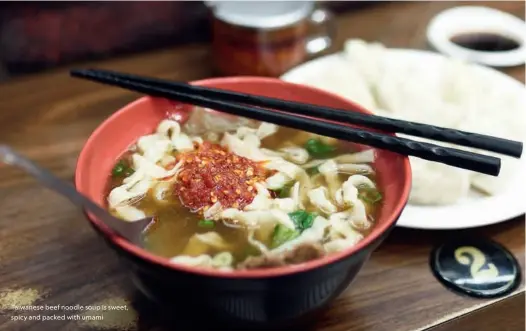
[430,238,521,298]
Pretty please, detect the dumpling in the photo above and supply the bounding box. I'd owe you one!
[470,155,520,195]
[286,51,376,110]
[409,156,470,205]
[342,39,387,87]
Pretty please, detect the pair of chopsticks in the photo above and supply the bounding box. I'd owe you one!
[70,68,524,177]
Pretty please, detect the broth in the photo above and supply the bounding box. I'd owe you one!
[106,115,382,270]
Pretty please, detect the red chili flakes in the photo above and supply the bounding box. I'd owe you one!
[174,142,273,212]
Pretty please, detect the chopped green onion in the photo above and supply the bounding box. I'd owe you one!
[271,224,300,248]
[358,186,382,204]
[304,138,337,158]
[112,160,134,178]
[198,219,216,228]
[288,210,317,232]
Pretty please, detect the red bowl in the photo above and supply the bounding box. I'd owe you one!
[75,77,411,329]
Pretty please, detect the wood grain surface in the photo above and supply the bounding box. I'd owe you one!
[0,2,524,331]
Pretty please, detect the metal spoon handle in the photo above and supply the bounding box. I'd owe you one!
[0,144,146,243]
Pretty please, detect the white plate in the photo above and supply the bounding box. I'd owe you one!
[281,50,526,229]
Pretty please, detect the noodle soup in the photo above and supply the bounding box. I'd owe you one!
[106,107,382,271]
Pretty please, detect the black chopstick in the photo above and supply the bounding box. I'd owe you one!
[71,68,523,159]
[70,69,501,176]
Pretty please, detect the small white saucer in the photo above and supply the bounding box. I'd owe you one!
[427,6,526,67]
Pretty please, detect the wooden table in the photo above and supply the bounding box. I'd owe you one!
[0,1,524,331]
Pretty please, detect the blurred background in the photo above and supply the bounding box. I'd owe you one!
[0,1,376,82]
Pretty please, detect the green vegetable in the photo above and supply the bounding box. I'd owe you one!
[112,160,134,178]
[275,181,294,198]
[305,138,337,158]
[198,219,216,228]
[357,185,383,204]
[288,210,317,231]
[271,224,300,248]
[269,210,317,248]
[306,166,320,176]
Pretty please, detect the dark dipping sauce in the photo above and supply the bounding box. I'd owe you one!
[450,32,521,52]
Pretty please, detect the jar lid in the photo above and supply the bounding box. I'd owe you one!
[426,6,526,67]
[207,1,314,29]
